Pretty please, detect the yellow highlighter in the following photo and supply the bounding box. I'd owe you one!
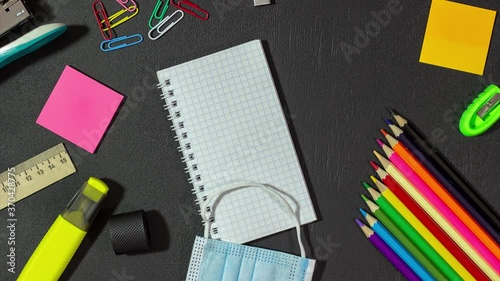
[18,177,109,281]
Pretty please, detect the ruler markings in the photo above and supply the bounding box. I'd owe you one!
[0,143,76,210]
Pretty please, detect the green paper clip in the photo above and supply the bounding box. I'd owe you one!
[149,0,169,29]
[459,84,500,136]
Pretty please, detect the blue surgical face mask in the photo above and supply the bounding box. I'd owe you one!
[185,183,316,281]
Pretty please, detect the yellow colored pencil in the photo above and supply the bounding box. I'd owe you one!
[374,151,500,280]
[369,176,475,280]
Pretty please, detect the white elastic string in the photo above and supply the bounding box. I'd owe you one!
[199,182,306,258]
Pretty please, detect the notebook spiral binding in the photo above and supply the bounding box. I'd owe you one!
[158,78,220,237]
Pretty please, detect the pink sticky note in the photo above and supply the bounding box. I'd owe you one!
[36,66,123,153]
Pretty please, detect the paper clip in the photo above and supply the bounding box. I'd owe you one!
[102,7,140,31]
[92,0,113,40]
[100,34,143,51]
[148,10,184,40]
[459,84,500,136]
[115,0,137,12]
[149,0,170,29]
[170,0,209,21]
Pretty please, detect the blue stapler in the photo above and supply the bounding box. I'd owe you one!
[0,23,67,69]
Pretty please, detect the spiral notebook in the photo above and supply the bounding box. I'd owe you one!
[156,40,317,243]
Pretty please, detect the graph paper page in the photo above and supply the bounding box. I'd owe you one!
[157,40,317,243]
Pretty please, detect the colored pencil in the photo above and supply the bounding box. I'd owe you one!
[360,209,434,280]
[370,165,490,281]
[356,219,421,281]
[387,121,500,245]
[361,197,447,280]
[363,183,462,280]
[378,143,500,272]
[382,131,500,260]
[391,110,500,234]
[369,173,489,281]
[374,151,500,279]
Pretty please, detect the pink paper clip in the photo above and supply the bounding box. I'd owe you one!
[115,0,137,12]
[92,0,113,40]
[170,0,209,21]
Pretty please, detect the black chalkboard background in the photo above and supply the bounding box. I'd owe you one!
[1,0,499,280]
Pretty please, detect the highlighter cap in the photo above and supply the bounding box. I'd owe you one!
[61,177,109,231]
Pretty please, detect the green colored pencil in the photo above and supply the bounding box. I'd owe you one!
[360,202,446,280]
[361,194,461,280]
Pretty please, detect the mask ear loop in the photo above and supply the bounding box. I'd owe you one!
[199,182,306,258]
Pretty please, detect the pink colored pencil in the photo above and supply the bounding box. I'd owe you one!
[378,141,500,274]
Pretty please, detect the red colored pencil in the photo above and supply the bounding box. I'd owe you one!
[370,162,490,281]
[381,131,500,261]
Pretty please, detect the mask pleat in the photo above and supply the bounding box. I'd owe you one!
[239,246,257,281]
[221,243,244,281]
[198,239,228,280]
[251,248,291,281]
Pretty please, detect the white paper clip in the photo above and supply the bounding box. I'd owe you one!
[148,10,184,40]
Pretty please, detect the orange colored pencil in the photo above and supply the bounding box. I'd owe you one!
[382,130,500,261]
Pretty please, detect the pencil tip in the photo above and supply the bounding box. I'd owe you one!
[370,175,378,183]
[384,119,393,125]
[369,161,379,170]
[376,139,384,147]
[359,208,368,218]
[380,129,388,136]
[361,194,369,202]
[362,182,372,189]
[355,218,365,227]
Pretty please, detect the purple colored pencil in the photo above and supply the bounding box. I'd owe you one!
[357,219,420,281]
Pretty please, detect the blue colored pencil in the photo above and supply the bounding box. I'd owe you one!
[356,219,421,281]
[386,119,500,244]
[360,209,435,281]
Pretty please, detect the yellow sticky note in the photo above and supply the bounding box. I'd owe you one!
[420,0,496,75]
